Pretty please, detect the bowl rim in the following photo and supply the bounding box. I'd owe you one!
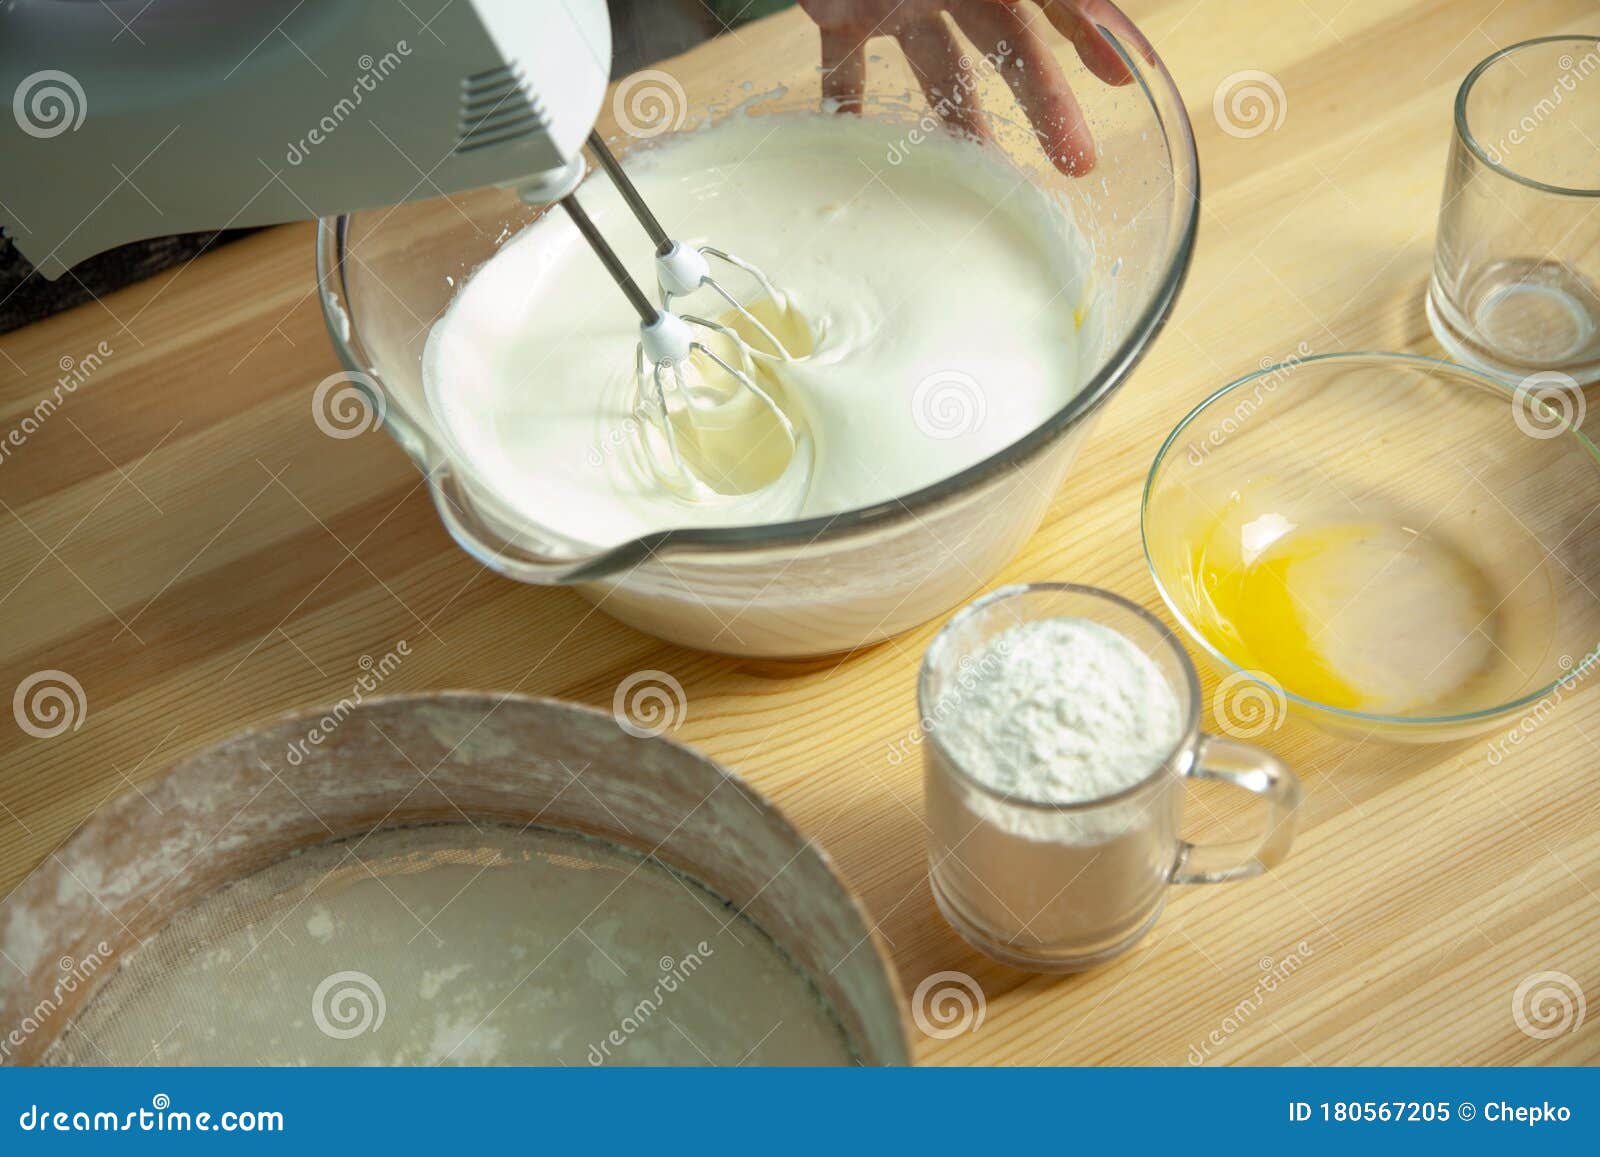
[1140,349,1600,728]
[1453,34,1600,200]
[315,5,1201,581]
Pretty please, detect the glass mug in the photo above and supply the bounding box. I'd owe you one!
[920,584,1301,972]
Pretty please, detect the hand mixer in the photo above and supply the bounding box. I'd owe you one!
[0,0,806,501]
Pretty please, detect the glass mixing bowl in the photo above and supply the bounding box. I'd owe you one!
[1143,352,1600,742]
[317,5,1197,657]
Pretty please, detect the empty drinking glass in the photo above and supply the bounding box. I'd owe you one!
[1428,36,1600,384]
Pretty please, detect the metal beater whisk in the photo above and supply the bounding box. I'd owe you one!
[585,133,801,362]
[556,132,806,499]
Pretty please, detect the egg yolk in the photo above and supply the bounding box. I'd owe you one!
[1185,514,1495,715]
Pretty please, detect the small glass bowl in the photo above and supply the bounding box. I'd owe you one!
[1142,352,1600,742]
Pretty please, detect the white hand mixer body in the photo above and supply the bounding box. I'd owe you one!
[0,0,807,501]
[1,1,610,273]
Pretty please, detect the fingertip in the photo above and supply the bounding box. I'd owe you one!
[1074,26,1137,87]
[1046,121,1096,175]
[1054,142,1096,176]
[1044,1,1142,85]
[1032,89,1097,177]
[819,26,867,113]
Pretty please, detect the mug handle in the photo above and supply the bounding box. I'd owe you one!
[1170,734,1301,885]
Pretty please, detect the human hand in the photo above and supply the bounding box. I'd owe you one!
[797,0,1140,175]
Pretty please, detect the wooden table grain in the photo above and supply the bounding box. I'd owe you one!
[2,0,1597,1065]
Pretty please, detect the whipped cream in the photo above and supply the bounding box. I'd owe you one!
[424,112,1095,549]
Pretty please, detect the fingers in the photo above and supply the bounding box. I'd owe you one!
[818,26,867,113]
[1035,0,1136,86]
[1078,0,1160,66]
[950,0,1096,175]
[897,18,990,144]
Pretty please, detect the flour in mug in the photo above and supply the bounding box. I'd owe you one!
[926,616,1189,955]
[942,617,1183,810]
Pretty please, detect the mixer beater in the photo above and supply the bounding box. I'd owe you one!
[585,134,802,363]
[553,133,810,501]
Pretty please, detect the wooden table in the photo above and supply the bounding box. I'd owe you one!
[2,0,1596,1065]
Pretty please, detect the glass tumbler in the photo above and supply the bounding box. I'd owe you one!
[1427,36,1600,384]
[921,585,1302,972]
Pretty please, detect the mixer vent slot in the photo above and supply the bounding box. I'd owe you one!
[456,62,548,152]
